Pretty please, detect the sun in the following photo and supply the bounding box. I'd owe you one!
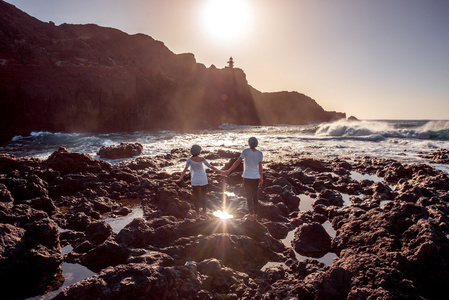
[200,0,253,43]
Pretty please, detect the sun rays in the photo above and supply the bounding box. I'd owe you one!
[200,0,254,44]
[213,210,234,220]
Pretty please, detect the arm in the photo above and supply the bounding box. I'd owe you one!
[210,165,224,175]
[223,157,243,176]
[258,161,263,185]
[173,166,188,182]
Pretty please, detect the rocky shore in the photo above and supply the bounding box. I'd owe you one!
[1,147,449,299]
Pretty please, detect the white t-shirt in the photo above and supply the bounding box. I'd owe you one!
[240,148,263,179]
[186,158,212,186]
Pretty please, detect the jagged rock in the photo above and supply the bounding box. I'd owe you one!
[97,142,144,159]
[44,147,112,176]
[292,222,332,258]
[182,233,281,271]
[0,205,62,299]
[347,115,359,121]
[23,196,57,215]
[2,141,449,299]
[0,183,14,202]
[53,263,177,299]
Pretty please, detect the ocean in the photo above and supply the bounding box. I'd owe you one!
[1,119,448,174]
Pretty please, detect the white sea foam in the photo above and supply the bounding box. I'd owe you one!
[420,120,449,131]
[1,120,448,173]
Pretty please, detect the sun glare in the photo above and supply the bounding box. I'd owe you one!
[213,210,234,220]
[200,0,253,43]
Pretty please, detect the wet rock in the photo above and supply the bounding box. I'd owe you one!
[369,181,395,200]
[0,154,41,174]
[296,158,327,172]
[257,201,289,222]
[121,156,158,170]
[97,142,144,159]
[128,250,174,266]
[0,183,14,202]
[290,210,327,228]
[64,211,94,232]
[68,239,130,272]
[53,263,176,299]
[115,217,155,248]
[182,233,281,272]
[292,222,332,258]
[418,148,449,164]
[44,147,112,176]
[263,221,290,239]
[115,206,132,216]
[90,196,120,214]
[3,146,449,299]
[85,220,113,245]
[11,176,49,202]
[315,189,344,207]
[0,205,62,299]
[156,185,190,218]
[197,258,223,275]
[23,196,57,215]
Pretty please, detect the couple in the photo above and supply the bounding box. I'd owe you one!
[173,137,263,220]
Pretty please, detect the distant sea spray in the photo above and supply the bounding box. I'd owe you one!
[315,120,449,141]
[1,120,449,175]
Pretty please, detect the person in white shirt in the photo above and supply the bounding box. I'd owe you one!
[223,137,263,220]
[173,144,223,218]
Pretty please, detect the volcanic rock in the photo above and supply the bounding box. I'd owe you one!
[292,222,332,258]
[97,142,144,159]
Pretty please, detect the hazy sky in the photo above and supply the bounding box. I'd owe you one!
[5,0,449,120]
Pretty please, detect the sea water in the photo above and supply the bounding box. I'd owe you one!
[2,120,448,174]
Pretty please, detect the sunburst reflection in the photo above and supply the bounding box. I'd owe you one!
[213,210,234,220]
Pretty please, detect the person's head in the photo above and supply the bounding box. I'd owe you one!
[248,137,258,148]
[190,144,202,156]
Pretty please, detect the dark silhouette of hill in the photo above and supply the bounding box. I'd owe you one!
[0,1,345,143]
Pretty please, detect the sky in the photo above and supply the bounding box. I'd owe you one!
[5,0,449,120]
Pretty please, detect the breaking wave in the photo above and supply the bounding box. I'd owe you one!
[315,120,449,141]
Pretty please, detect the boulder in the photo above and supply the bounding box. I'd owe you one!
[44,147,112,176]
[0,206,62,299]
[182,233,281,271]
[97,142,144,159]
[292,222,332,258]
[0,183,14,202]
[53,263,177,299]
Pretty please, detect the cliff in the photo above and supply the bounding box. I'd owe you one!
[0,1,345,143]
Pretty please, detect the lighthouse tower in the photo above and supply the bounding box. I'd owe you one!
[227,57,234,68]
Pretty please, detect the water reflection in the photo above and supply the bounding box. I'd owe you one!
[27,245,96,300]
[105,206,143,233]
[298,194,315,211]
[350,171,383,182]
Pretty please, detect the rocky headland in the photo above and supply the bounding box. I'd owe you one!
[1,146,449,299]
[0,1,345,143]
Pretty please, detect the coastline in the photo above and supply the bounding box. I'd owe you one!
[1,146,449,299]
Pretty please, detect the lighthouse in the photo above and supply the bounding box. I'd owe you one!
[227,57,234,68]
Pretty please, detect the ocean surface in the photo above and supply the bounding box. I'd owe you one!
[1,119,448,174]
